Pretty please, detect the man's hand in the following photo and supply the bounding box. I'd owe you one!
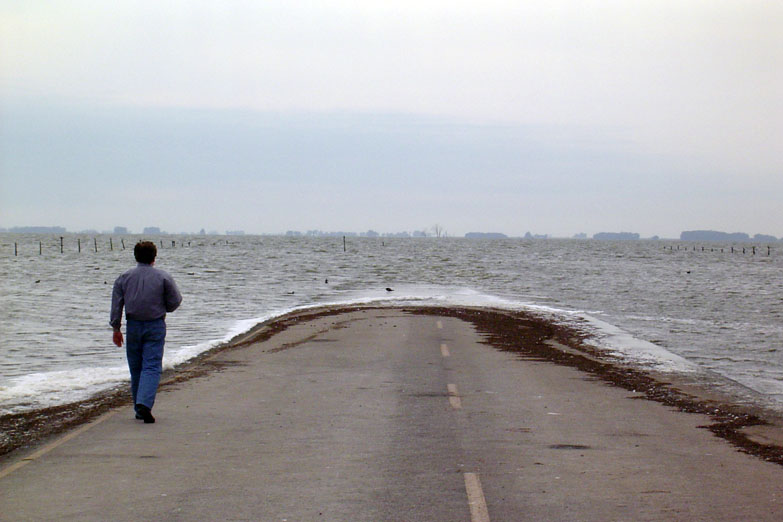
[113,329,124,347]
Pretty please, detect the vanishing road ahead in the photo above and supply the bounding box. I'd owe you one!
[2,308,783,520]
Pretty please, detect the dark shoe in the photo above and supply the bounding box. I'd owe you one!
[135,404,155,424]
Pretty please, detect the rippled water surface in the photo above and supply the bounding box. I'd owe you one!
[1,234,781,413]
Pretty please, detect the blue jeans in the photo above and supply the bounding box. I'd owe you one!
[125,318,166,411]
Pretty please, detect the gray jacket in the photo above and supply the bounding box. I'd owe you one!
[110,263,182,329]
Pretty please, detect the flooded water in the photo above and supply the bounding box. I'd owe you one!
[1,234,781,415]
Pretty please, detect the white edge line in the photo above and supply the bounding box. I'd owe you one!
[0,410,119,480]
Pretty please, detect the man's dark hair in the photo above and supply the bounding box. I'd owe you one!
[134,241,157,264]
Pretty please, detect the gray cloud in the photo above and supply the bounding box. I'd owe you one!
[1,2,781,237]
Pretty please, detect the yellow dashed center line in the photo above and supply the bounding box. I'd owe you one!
[440,343,450,357]
[447,383,462,409]
[464,472,490,522]
[436,320,443,329]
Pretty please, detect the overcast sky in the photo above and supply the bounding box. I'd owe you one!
[1,1,781,237]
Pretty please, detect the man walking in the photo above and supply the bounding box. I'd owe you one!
[110,241,182,423]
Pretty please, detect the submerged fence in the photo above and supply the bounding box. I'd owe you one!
[2,236,776,257]
[2,236,239,257]
[664,244,773,256]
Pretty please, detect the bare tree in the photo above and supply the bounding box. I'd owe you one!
[432,224,446,238]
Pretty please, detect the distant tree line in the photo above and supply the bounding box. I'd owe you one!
[465,232,508,239]
[4,226,778,242]
[285,229,431,238]
[680,230,779,242]
[593,232,640,240]
[4,226,67,234]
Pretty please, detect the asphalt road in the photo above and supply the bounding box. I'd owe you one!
[2,308,783,521]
